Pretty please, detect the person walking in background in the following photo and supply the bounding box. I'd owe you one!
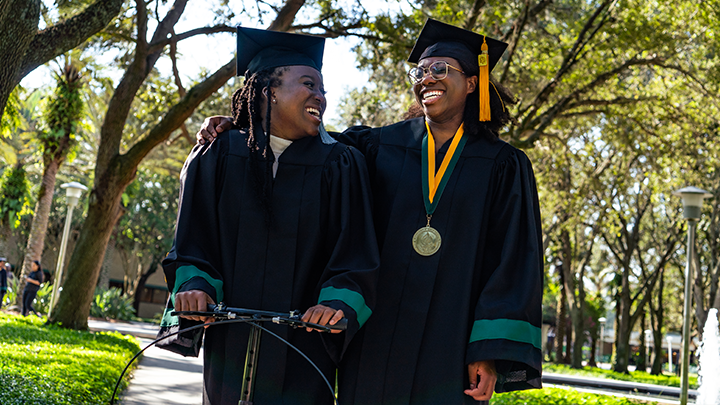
[22,260,43,316]
[0,257,7,308]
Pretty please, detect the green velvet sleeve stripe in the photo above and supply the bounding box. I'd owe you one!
[318,286,372,327]
[173,265,224,304]
[160,307,179,327]
[469,319,541,350]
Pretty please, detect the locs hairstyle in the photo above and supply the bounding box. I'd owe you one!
[230,67,287,221]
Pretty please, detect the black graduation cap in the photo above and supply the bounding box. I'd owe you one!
[236,26,325,77]
[407,19,507,73]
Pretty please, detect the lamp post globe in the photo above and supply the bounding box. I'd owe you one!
[60,182,88,207]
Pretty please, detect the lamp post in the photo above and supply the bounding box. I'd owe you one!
[673,186,712,405]
[48,182,88,318]
[598,317,607,366]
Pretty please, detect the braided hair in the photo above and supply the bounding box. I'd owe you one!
[230,67,287,222]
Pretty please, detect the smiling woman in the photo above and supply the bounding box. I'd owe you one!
[263,66,326,140]
[155,26,380,405]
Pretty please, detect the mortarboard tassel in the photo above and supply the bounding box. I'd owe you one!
[477,36,491,122]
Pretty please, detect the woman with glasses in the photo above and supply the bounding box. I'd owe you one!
[198,19,542,405]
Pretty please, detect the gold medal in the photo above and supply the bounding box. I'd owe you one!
[412,225,442,256]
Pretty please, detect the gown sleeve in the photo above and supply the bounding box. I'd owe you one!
[317,144,380,364]
[465,145,544,392]
[156,134,229,357]
[329,126,380,177]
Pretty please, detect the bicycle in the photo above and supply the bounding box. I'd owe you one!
[110,303,347,405]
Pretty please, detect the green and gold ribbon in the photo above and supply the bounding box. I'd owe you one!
[422,121,468,216]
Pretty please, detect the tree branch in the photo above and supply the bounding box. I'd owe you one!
[519,0,617,126]
[516,55,666,147]
[121,58,236,172]
[499,0,530,84]
[267,0,305,32]
[463,0,487,30]
[147,24,235,54]
[564,96,655,110]
[18,0,124,81]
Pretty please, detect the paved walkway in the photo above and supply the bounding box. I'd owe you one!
[89,320,203,404]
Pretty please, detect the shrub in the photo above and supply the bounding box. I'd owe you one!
[543,363,698,389]
[493,387,656,404]
[32,282,54,314]
[2,276,20,307]
[90,287,136,321]
[0,312,140,405]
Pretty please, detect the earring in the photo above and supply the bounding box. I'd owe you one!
[272,98,277,104]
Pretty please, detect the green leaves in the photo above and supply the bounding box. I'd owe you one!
[90,288,137,321]
[113,168,180,262]
[0,164,33,229]
[38,64,84,162]
[0,312,140,405]
[493,386,655,404]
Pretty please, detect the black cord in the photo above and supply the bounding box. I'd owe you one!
[249,321,339,405]
[109,317,340,405]
[109,318,252,404]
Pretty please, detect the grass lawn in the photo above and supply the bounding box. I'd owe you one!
[0,311,141,405]
[493,387,658,404]
[544,363,698,389]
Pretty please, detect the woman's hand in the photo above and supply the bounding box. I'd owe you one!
[301,304,345,334]
[174,290,216,326]
[197,116,233,145]
[464,359,497,401]
[26,277,40,286]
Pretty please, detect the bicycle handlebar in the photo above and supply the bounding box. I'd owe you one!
[171,303,348,332]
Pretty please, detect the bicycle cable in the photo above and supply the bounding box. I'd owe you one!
[109,316,341,405]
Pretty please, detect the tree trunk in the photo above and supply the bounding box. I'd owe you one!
[613,265,632,373]
[15,159,59,306]
[0,0,40,128]
[559,227,588,369]
[555,266,568,363]
[132,258,159,312]
[570,306,585,368]
[650,311,665,374]
[588,334,597,368]
[693,250,708,339]
[614,311,632,373]
[637,309,647,372]
[98,238,115,289]
[563,322,572,364]
[650,268,665,375]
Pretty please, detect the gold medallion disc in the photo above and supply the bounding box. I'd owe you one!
[412,226,442,256]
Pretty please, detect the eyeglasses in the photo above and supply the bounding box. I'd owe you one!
[407,61,466,84]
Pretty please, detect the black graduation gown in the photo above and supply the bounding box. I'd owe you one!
[157,129,380,405]
[334,117,543,405]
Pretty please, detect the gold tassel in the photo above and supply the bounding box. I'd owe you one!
[477,36,491,122]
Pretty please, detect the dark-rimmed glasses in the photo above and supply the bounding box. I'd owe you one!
[407,61,465,84]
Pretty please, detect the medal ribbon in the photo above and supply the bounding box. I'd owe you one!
[422,122,467,215]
